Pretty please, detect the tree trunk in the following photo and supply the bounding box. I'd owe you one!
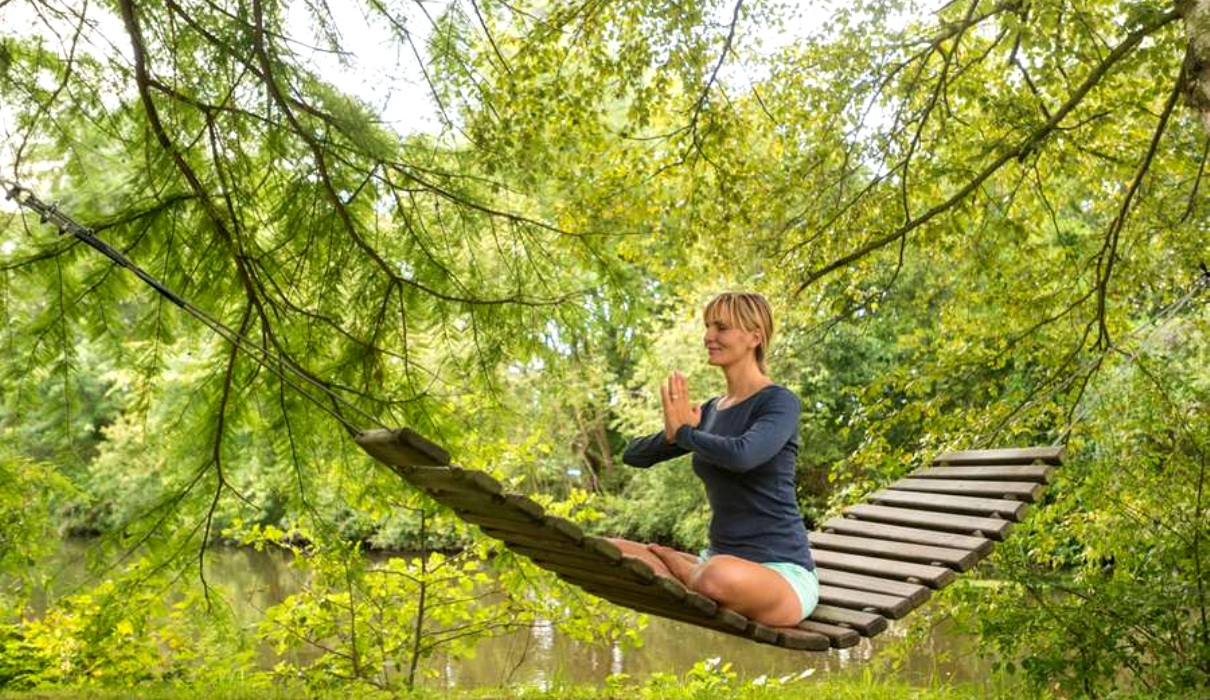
[1180,0,1210,133]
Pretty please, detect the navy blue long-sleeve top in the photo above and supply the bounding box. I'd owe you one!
[622,384,814,570]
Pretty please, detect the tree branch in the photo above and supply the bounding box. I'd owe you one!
[794,9,1181,296]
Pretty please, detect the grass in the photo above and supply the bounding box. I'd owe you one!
[0,675,1030,700]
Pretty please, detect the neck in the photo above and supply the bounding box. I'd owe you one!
[722,359,770,398]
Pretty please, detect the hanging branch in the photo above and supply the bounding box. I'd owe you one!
[793,9,1181,296]
[1092,66,1184,349]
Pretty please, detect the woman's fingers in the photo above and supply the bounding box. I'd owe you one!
[676,372,688,401]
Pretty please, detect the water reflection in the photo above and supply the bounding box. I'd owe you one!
[41,541,989,690]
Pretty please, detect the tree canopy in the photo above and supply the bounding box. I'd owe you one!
[1,0,1207,694]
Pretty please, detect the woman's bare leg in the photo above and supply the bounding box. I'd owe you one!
[650,547,803,628]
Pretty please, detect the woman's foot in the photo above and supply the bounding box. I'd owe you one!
[605,537,673,578]
[647,543,700,586]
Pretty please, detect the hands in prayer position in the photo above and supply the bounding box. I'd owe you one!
[660,371,701,444]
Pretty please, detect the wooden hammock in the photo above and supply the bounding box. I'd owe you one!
[356,428,1063,652]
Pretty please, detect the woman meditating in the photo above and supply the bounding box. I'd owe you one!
[610,291,818,628]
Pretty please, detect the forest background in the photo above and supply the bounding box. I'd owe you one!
[0,0,1207,697]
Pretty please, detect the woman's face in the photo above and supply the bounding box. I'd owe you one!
[703,314,762,367]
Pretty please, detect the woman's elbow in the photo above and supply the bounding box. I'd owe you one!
[621,447,649,468]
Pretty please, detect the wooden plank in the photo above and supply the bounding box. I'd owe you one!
[912,464,1056,484]
[774,626,832,651]
[933,446,1064,465]
[427,491,548,520]
[508,544,656,584]
[812,549,956,589]
[808,604,888,637]
[796,619,861,649]
[820,518,994,556]
[577,583,832,651]
[460,512,584,543]
[870,490,1030,521]
[810,532,980,572]
[891,477,1044,503]
[384,463,497,493]
[575,582,745,634]
[450,503,546,525]
[548,568,683,604]
[356,427,452,467]
[746,621,780,644]
[815,568,931,606]
[403,468,505,497]
[480,528,620,562]
[845,504,1013,541]
[817,584,916,619]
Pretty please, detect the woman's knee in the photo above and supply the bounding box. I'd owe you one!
[688,559,746,601]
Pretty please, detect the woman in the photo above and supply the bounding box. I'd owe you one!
[609,292,818,628]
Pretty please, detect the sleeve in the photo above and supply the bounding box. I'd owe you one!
[622,431,689,468]
[673,389,800,472]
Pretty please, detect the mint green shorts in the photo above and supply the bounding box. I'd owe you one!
[698,549,820,621]
[761,562,819,621]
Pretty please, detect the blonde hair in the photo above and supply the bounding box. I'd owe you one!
[703,292,775,374]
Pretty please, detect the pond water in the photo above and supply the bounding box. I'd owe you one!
[44,541,992,690]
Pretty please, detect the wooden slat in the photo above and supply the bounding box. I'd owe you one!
[933,446,1065,465]
[845,504,1013,541]
[580,578,830,651]
[577,582,747,635]
[507,544,651,583]
[812,549,956,589]
[451,504,549,526]
[775,625,834,651]
[458,512,585,542]
[512,545,657,585]
[808,604,887,637]
[576,580,754,636]
[815,568,931,606]
[550,569,683,604]
[746,621,780,644]
[912,464,1056,484]
[431,494,537,521]
[796,619,861,649]
[355,428,451,467]
[817,584,916,619]
[870,490,1030,521]
[810,532,980,572]
[404,466,503,495]
[820,518,993,556]
[481,528,620,561]
[891,477,1044,503]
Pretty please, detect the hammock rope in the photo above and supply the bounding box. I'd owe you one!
[1,177,383,436]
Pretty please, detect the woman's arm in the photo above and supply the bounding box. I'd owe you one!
[673,391,800,472]
[622,431,689,468]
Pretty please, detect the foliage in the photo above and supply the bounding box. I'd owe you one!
[947,311,1210,696]
[238,522,643,692]
[2,0,1210,695]
[0,450,77,599]
[0,665,1081,700]
[0,560,253,689]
